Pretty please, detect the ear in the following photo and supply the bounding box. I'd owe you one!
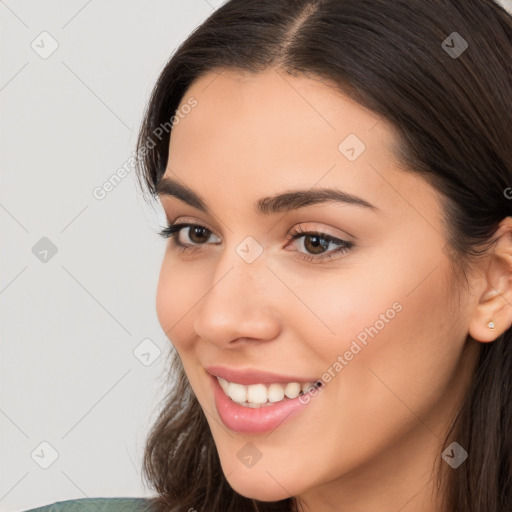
[469,216,512,342]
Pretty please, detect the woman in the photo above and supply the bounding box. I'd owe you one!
[137,0,512,510]
[25,0,512,511]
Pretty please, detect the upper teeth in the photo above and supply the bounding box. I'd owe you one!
[217,377,317,406]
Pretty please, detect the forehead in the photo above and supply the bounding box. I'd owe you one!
[172,67,391,151]
[165,68,439,221]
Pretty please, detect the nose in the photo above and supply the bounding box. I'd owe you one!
[193,251,282,348]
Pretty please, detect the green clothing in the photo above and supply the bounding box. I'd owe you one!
[21,497,157,512]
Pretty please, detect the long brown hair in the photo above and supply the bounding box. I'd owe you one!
[134,1,512,510]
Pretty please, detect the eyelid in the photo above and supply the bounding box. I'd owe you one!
[168,217,352,243]
[287,222,354,243]
[164,219,353,250]
[160,219,354,264]
[168,215,218,233]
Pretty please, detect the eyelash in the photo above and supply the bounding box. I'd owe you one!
[158,222,354,263]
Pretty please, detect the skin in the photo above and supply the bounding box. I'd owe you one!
[154,67,512,512]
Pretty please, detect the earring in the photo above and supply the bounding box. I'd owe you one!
[488,321,495,329]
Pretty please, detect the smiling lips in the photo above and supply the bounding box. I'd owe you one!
[210,374,321,434]
[206,365,322,433]
[217,377,318,407]
[206,365,319,385]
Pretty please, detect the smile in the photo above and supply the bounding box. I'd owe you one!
[210,373,323,434]
[217,376,318,407]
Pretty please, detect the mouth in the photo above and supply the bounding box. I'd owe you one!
[216,376,319,408]
[207,370,323,434]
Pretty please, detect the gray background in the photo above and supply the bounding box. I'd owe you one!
[0,1,226,511]
[1,1,511,511]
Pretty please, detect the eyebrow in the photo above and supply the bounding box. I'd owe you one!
[155,176,377,215]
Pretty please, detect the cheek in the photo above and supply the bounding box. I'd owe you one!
[281,244,461,422]
[270,251,409,364]
[289,243,446,361]
[314,255,461,437]
[155,255,203,350]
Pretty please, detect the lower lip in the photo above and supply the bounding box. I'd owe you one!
[210,374,315,434]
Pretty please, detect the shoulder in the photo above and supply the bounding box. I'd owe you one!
[21,497,158,512]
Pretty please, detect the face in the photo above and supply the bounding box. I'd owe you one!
[154,68,481,509]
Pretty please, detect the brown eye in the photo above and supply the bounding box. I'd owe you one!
[186,225,211,244]
[286,227,354,263]
[158,222,221,249]
[302,234,330,255]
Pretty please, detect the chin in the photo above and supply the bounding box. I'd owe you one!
[227,477,293,502]
[220,461,300,502]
